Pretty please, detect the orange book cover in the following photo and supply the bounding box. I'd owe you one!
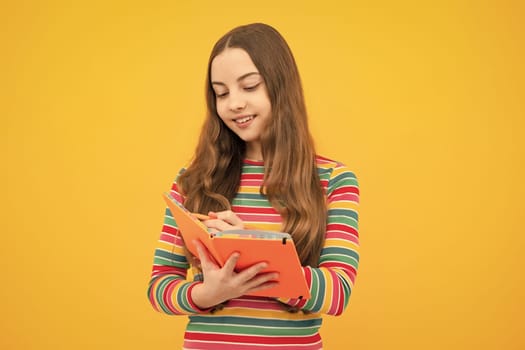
[162,192,310,299]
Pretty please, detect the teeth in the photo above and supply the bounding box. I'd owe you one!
[235,115,254,123]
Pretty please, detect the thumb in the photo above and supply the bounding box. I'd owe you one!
[193,239,219,269]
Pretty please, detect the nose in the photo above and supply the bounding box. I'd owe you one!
[228,91,246,111]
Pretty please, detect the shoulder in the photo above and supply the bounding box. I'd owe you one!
[169,165,190,199]
[175,166,188,181]
[315,155,359,196]
[174,159,195,182]
[315,155,357,180]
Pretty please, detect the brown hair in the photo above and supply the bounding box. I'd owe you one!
[178,23,326,267]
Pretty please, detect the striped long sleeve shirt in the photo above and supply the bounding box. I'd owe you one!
[147,156,360,349]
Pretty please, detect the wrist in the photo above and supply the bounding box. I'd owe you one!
[190,282,219,310]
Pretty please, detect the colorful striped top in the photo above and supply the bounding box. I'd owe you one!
[147,156,360,349]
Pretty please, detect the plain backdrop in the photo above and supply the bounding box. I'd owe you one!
[3,1,524,349]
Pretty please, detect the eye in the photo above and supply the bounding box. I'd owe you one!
[244,83,261,91]
[215,91,229,98]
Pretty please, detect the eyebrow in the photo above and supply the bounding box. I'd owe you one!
[211,72,261,86]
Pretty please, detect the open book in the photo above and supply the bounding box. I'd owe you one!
[162,192,310,299]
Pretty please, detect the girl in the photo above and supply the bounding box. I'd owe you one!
[147,23,360,349]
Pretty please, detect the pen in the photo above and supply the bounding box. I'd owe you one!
[191,213,256,230]
[191,213,212,221]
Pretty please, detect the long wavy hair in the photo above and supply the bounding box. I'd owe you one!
[178,23,326,267]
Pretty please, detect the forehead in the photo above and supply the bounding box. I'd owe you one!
[211,48,259,82]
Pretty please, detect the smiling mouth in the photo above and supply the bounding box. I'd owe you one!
[234,115,256,124]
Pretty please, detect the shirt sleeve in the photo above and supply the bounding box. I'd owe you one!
[146,178,210,315]
[278,164,360,315]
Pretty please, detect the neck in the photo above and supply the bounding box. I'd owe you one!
[245,141,263,161]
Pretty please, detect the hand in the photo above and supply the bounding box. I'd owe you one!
[190,240,279,309]
[202,210,244,233]
[188,210,243,268]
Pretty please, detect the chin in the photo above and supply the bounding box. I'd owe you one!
[239,135,260,143]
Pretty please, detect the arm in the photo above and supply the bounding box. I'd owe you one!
[147,182,209,315]
[278,164,360,315]
[147,182,279,313]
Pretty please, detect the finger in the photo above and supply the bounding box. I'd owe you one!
[247,272,280,288]
[245,272,280,293]
[210,210,244,227]
[203,219,235,232]
[190,256,202,269]
[234,261,269,283]
[193,240,216,269]
[222,251,241,273]
[246,280,280,295]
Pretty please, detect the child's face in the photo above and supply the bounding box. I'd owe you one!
[211,48,272,158]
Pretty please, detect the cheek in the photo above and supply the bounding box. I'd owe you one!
[216,102,231,123]
[260,98,272,116]
[255,93,272,113]
[215,100,226,117]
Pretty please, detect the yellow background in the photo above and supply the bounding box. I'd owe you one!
[3,0,524,349]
